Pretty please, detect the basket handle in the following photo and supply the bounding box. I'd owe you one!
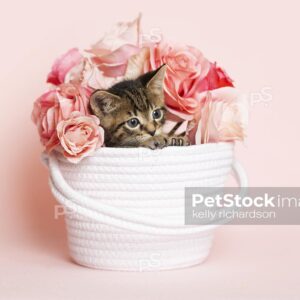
[47,154,247,235]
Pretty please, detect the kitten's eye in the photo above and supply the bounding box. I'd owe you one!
[152,109,163,120]
[127,118,140,128]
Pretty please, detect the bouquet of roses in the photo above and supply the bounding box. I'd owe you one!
[32,15,247,163]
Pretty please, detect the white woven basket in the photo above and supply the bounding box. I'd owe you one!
[47,142,247,271]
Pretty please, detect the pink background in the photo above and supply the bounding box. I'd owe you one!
[1,0,299,299]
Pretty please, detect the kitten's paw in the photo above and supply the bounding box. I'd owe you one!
[140,136,168,150]
[168,136,190,146]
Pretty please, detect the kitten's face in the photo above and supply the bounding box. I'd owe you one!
[90,65,167,147]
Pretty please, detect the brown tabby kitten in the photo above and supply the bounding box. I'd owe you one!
[90,65,189,149]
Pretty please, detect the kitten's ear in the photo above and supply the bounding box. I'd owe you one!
[142,64,167,96]
[90,90,121,115]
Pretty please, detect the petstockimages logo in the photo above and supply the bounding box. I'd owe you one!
[185,187,300,225]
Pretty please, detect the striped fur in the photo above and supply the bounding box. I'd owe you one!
[90,66,190,149]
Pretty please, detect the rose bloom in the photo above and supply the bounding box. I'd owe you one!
[47,48,84,85]
[127,39,234,120]
[87,15,141,83]
[193,87,248,144]
[32,83,91,152]
[57,112,104,163]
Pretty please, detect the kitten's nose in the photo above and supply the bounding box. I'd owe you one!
[149,130,156,136]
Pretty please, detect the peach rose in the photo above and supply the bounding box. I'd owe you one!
[127,40,235,120]
[87,15,141,82]
[194,88,248,144]
[32,83,91,152]
[57,112,104,163]
[47,48,84,85]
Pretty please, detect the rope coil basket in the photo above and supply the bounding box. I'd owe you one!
[47,142,247,271]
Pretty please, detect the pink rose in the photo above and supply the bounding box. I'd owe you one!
[127,40,235,120]
[32,83,91,152]
[142,40,211,120]
[193,87,248,144]
[57,112,104,163]
[47,48,84,85]
[87,15,141,80]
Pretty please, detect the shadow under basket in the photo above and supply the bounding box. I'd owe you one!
[46,142,247,271]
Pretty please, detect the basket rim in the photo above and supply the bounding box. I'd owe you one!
[58,142,234,158]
